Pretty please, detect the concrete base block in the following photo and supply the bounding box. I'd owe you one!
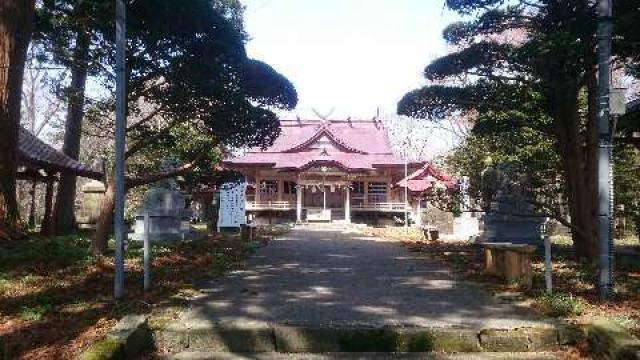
[156,322,567,355]
[189,327,275,352]
[274,325,342,352]
[588,319,640,360]
[430,328,483,352]
[80,314,152,360]
[558,324,587,345]
[479,328,532,352]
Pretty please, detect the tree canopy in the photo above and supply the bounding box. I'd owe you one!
[26,0,297,251]
[398,0,640,260]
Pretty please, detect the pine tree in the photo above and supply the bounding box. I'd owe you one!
[399,0,640,261]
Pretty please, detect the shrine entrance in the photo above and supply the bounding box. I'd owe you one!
[297,169,352,222]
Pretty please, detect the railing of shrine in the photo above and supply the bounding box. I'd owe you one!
[246,201,294,210]
[245,201,410,212]
[351,202,409,212]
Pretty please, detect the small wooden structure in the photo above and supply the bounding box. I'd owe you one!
[482,242,536,289]
[17,127,102,234]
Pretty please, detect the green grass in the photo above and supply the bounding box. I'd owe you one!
[0,273,10,291]
[550,234,639,248]
[246,239,261,253]
[19,303,52,321]
[124,243,175,259]
[536,292,585,317]
[617,255,640,272]
[616,235,640,247]
[0,231,95,275]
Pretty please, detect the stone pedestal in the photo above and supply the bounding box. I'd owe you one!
[131,210,192,241]
[453,215,480,240]
[77,180,106,230]
[130,180,193,241]
[483,243,536,288]
[478,213,543,245]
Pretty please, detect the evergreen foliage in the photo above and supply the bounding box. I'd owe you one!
[399,0,640,259]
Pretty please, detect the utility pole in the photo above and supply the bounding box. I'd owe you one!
[404,120,409,231]
[114,0,126,299]
[597,0,613,299]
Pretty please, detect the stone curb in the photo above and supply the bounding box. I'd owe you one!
[157,351,561,360]
[155,322,579,354]
[587,319,640,360]
[78,314,153,360]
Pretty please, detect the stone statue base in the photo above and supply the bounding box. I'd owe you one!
[452,216,480,241]
[129,210,194,241]
[476,213,544,245]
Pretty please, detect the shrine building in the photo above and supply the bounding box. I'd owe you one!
[222,119,453,224]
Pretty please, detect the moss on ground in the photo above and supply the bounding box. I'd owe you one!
[79,337,124,360]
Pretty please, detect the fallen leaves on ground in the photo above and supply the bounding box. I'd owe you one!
[0,229,272,359]
[396,232,640,342]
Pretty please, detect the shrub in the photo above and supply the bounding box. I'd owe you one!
[19,303,51,321]
[536,292,585,317]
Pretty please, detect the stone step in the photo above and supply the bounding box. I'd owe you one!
[153,321,582,354]
[159,351,560,360]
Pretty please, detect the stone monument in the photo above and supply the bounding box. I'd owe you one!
[76,180,106,230]
[452,176,480,240]
[130,161,193,241]
[476,164,544,245]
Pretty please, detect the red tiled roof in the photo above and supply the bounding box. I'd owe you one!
[265,120,395,154]
[224,119,413,171]
[228,151,408,171]
[396,163,455,192]
[18,127,102,180]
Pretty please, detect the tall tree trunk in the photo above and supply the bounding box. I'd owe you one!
[53,29,90,235]
[92,178,114,255]
[551,81,599,261]
[581,71,600,260]
[40,178,55,236]
[0,0,34,239]
[27,180,37,228]
[25,60,37,229]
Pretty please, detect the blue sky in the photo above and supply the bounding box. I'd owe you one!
[243,0,460,119]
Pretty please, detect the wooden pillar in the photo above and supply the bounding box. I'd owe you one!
[277,179,284,201]
[345,186,351,223]
[363,181,369,205]
[255,172,261,203]
[484,248,498,275]
[415,198,422,227]
[40,177,55,236]
[296,185,303,223]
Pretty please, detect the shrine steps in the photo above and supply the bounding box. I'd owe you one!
[159,352,559,359]
[153,321,575,357]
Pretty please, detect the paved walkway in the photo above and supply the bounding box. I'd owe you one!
[186,225,550,329]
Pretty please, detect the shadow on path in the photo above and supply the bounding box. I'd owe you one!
[186,225,550,329]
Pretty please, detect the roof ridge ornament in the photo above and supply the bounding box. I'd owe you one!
[312,107,335,126]
[372,107,381,128]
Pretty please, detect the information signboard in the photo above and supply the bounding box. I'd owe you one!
[217,182,246,231]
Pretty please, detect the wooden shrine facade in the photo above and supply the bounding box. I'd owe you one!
[223,119,452,224]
